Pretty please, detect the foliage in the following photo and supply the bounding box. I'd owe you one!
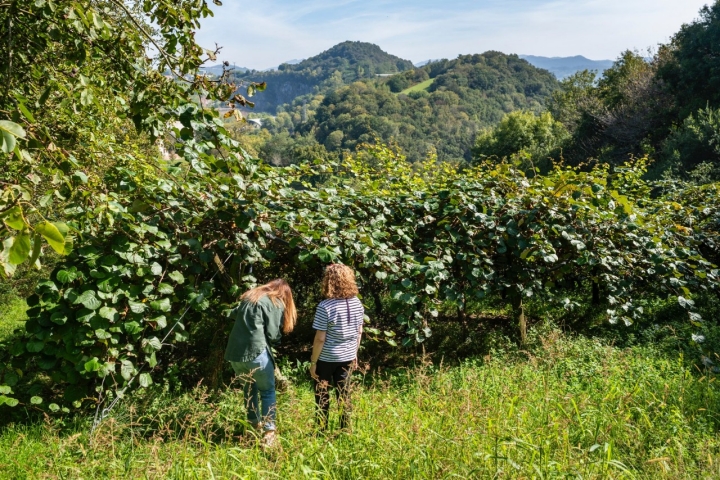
[658,106,720,182]
[547,2,720,179]
[548,51,672,167]
[3,335,720,478]
[472,110,569,170]
[656,1,720,118]
[1,133,719,411]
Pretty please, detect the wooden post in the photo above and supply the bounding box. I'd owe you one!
[511,293,527,345]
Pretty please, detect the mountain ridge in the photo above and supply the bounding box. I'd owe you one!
[519,55,614,79]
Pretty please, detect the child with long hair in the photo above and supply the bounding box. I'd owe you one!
[224,279,297,447]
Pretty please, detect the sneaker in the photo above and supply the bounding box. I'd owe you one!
[260,430,277,449]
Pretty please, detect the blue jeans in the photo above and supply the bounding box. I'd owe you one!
[230,349,276,431]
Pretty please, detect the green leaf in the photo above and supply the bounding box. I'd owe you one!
[72,171,88,184]
[150,298,171,312]
[75,308,95,324]
[30,396,43,405]
[0,386,11,395]
[157,283,174,294]
[150,262,163,276]
[148,352,157,368]
[99,306,118,322]
[375,271,387,280]
[142,336,162,352]
[168,271,184,284]
[0,120,25,154]
[2,397,19,407]
[128,300,147,314]
[74,290,101,310]
[317,248,334,263]
[49,403,60,413]
[3,206,25,230]
[56,269,77,284]
[35,222,66,254]
[80,89,93,106]
[138,373,153,388]
[0,120,27,139]
[9,234,31,265]
[678,296,695,309]
[95,329,112,340]
[121,360,134,381]
[26,340,44,353]
[50,312,68,325]
[18,103,36,123]
[124,321,142,335]
[85,358,101,372]
[150,315,167,329]
[28,234,42,267]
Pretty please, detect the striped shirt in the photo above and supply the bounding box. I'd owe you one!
[313,297,364,362]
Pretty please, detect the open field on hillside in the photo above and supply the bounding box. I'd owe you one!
[400,78,435,94]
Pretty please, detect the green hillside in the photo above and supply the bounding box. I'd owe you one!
[264,52,559,163]
[232,41,415,113]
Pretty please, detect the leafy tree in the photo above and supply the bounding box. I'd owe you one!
[657,106,720,182]
[656,1,720,118]
[549,51,672,167]
[472,111,569,170]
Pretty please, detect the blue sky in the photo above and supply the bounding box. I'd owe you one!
[195,0,711,70]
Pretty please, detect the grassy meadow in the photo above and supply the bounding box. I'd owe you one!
[400,78,435,95]
[2,318,720,479]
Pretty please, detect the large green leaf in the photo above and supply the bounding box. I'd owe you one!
[74,290,102,310]
[0,120,25,154]
[0,120,26,138]
[35,222,66,255]
[2,207,25,230]
[168,271,184,284]
[150,298,171,312]
[8,234,31,265]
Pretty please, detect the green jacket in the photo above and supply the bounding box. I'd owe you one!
[224,295,283,363]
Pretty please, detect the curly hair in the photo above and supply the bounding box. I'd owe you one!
[321,264,359,299]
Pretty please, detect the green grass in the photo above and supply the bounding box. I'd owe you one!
[400,78,434,95]
[0,296,27,343]
[2,331,720,478]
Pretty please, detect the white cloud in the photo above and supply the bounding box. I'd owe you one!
[195,0,711,68]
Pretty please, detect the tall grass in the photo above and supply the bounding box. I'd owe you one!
[0,296,27,343]
[1,331,719,478]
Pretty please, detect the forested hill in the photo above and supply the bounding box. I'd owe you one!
[264,51,559,163]
[232,41,415,113]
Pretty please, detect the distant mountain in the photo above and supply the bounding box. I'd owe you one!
[414,59,441,67]
[519,55,614,79]
[234,41,415,113]
[200,64,248,76]
[283,59,304,65]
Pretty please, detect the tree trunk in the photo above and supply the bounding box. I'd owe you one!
[511,294,527,345]
[591,267,600,306]
[592,281,600,306]
[371,285,383,317]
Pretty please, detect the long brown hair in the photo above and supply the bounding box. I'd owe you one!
[241,279,297,333]
[321,264,359,299]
